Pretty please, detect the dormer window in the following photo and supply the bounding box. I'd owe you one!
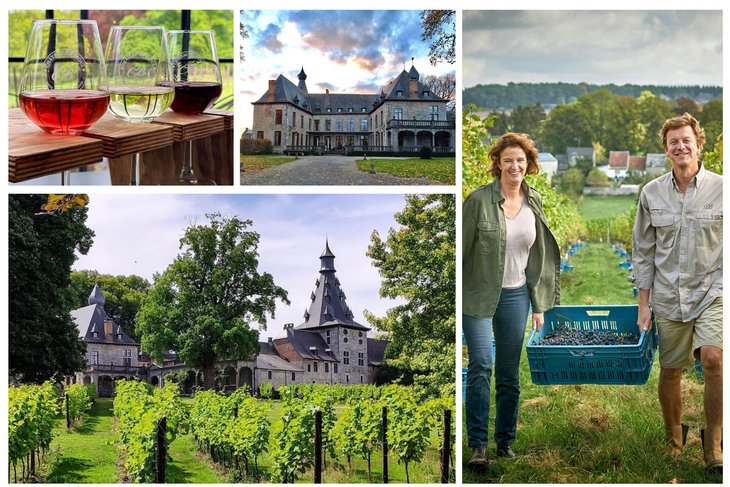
[92,332,98,338]
[422,90,430,96]
[348,107,353,113]
[396,90,403,96]
[337,107,343,113]
[361,107,366,112]
[117,333,122,340]
[327,108,331,113]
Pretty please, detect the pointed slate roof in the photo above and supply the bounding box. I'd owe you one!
[253,63,446,114]
[381,69,443,102]
[71,286,137,346]
[295,240,370,331]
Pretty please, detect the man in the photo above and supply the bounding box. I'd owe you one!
[633,113,722,473]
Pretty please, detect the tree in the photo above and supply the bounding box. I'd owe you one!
[366,195,455,397]
[67,271,151,341]
[421,72,456,111]
[558,167,586,202]
[419,10,455,65]
[9,194,94,383]
[136,214,288,390]
[541,102,592,155]
[509,103,546,138]
[586,168,610,187]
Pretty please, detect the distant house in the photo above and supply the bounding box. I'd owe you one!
[608,151,630,179]
[69,285,141,396]
[645,153,669,176]
[566,146,595,167]
[628,155,647,175]
[538,152,559,183]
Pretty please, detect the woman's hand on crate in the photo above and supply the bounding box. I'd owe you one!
[532,312,544,332]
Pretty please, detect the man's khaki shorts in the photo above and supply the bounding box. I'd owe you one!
[655,297,723,369]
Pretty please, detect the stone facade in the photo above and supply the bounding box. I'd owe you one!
[252,65,454,154]
[69,241,388,396]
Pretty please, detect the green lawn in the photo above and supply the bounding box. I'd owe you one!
[579,195,638,220]
[356,157,455,184]
[463,243,717,484]
[240,154,298,172]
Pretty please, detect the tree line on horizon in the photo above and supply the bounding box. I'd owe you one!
[463,82,722,111]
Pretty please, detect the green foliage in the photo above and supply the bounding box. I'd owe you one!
[136,213,289,390]
[703,133,723,175]
[419,145,433,159]
[9,194,94,383]
[113,380,187,483]
[258,382,274,399]
[367,195,455,398]
[462,104,496,199]
[557,167,586,201]
[67,271,150,341]
[8,381,58,479]
[382,386,432,483]
[240,138,273,155]
[66,383,94,427]
[586,168,610,187]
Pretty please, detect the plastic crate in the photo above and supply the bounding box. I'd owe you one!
[526,305,658,385]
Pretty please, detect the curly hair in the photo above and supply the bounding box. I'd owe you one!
[486,132,540,179]
[660,112,706,151]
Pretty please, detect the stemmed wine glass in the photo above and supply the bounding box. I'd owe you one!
[19,20,109,136]
[105,25,174,185]
[165,30,222,185]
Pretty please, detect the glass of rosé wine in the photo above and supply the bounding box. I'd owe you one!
[19,19,109,136]
[164,30,222,184]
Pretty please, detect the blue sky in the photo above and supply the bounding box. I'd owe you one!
[239,10,455,130]
[463,10,722,87]
[72,194,415,340]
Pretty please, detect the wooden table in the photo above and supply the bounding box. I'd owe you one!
[8,107,234,185]
[8,109,104,183]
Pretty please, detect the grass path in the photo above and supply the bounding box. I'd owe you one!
[43,397,225,483]
[44,398,118,483]
[462,243,718,484]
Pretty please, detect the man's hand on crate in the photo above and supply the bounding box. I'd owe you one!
[637,288,653,332]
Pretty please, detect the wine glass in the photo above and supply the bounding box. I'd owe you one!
[165,30,222,185]
[19,19,109,136]
[105,25,174,184]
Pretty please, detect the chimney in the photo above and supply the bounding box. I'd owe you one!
[268,336,273,346]
[267,80,276,102]
[409,78,418,98]
[326,89,329,95]
[104,318,113,337]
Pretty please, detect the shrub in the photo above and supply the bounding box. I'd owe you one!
[259,382,274,399]
[241,138,273,155]
[419,146,433,159]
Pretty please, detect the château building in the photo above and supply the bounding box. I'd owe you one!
[69,241,387,396]
[251,64,455,154]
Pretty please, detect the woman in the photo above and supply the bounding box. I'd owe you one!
[462,132,561,469]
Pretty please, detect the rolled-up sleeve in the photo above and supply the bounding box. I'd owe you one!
[632,191,656,290]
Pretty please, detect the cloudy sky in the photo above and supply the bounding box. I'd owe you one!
[72,194,416,340]
[239,10,455,130]
[463,10,722,87]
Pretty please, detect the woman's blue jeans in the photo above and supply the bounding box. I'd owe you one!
[463,283,530,448]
